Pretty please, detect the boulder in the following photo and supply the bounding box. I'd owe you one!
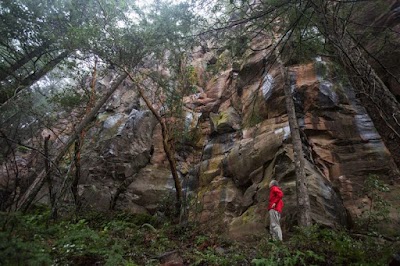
[209,107,241,134]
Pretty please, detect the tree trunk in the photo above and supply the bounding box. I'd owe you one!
[277,58,312,227]
[310,0,400,139]
[0,42,53,82]
[71,58,97,211]
[139,84,183,215]
[110,174,137,210]
[17,73,127,212]
[44,135,56,218]
[0,50,69,107]
[72,137,81,209]
[15,51,69,94]
[125,71,183,217]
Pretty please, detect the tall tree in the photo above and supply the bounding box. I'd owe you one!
[279,62,312,227]
[0,0,119,104]
[103,1,199,217]
[308,0,400,139]
[71,58,97,211]
[5,0,200,217]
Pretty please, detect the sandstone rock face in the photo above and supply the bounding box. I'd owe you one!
[72,76,193,214]
[184,47,399,239]
[294,60,400,227]
[69,43,400,239]
[79,108,159,211]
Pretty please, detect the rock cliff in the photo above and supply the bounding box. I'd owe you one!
[2,37,399,241]
[61,38,400,239]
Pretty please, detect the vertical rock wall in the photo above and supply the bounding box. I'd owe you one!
[48,41,399,239]
[183,45,399,239]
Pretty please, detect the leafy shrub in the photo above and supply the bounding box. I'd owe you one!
[0,232,52,265]
[0,210,52,265]
[1,209,397,266]
[252,225,398,266]
[356,174,391,232]
[54,219,106,262]
[191,246,247,266]
[0,210,133,265]
[252,240,324,266]
[49,88,86,110]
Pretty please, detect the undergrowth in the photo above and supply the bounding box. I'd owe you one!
[252,225,398,266]
[0,207,398,265]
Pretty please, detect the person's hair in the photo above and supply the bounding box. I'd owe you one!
[269,180,279,187]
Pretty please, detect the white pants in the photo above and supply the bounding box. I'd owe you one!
[269,209,282,241]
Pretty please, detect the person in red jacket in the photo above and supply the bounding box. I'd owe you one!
[268,180,284,241]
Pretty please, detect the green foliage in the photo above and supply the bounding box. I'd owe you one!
[0,0,119,104]
[245,111,264,128]
[284,31,324,65]
[17,144,31,153]
[189,241,247,266]
[0,210,398,266]
[49,89,86,110]
[356,174,391,232]
[54,219,105,262]
[195,235,209,246]
[0,209,52,265]
[0,232,52,265]
[252,225,397,266]
[252,239,324,266]
[0,210,155,265]
[192,247,245,266]
[185,65,199,89]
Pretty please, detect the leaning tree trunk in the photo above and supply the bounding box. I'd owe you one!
[0,51,70,108]
[125,71,183,217]
[138,83,183,215]
[16,51,69,93]
[17,73,127,212]
[110,174,137,210]
[277,57,312,227]
[0,41,53,82]
[44,135,57,218]
[310,0,400,138]
[72,136,82,209]
[71,58,97,211]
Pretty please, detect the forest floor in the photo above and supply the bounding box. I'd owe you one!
[1,207,399,265]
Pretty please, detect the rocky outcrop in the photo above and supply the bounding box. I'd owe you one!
[185,45,400,239]
[7,37,398,241]
[79,108,158,211]
[68,42,399,238]
[294,60,400,229]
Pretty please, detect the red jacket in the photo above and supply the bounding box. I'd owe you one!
[268,185,284,213]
